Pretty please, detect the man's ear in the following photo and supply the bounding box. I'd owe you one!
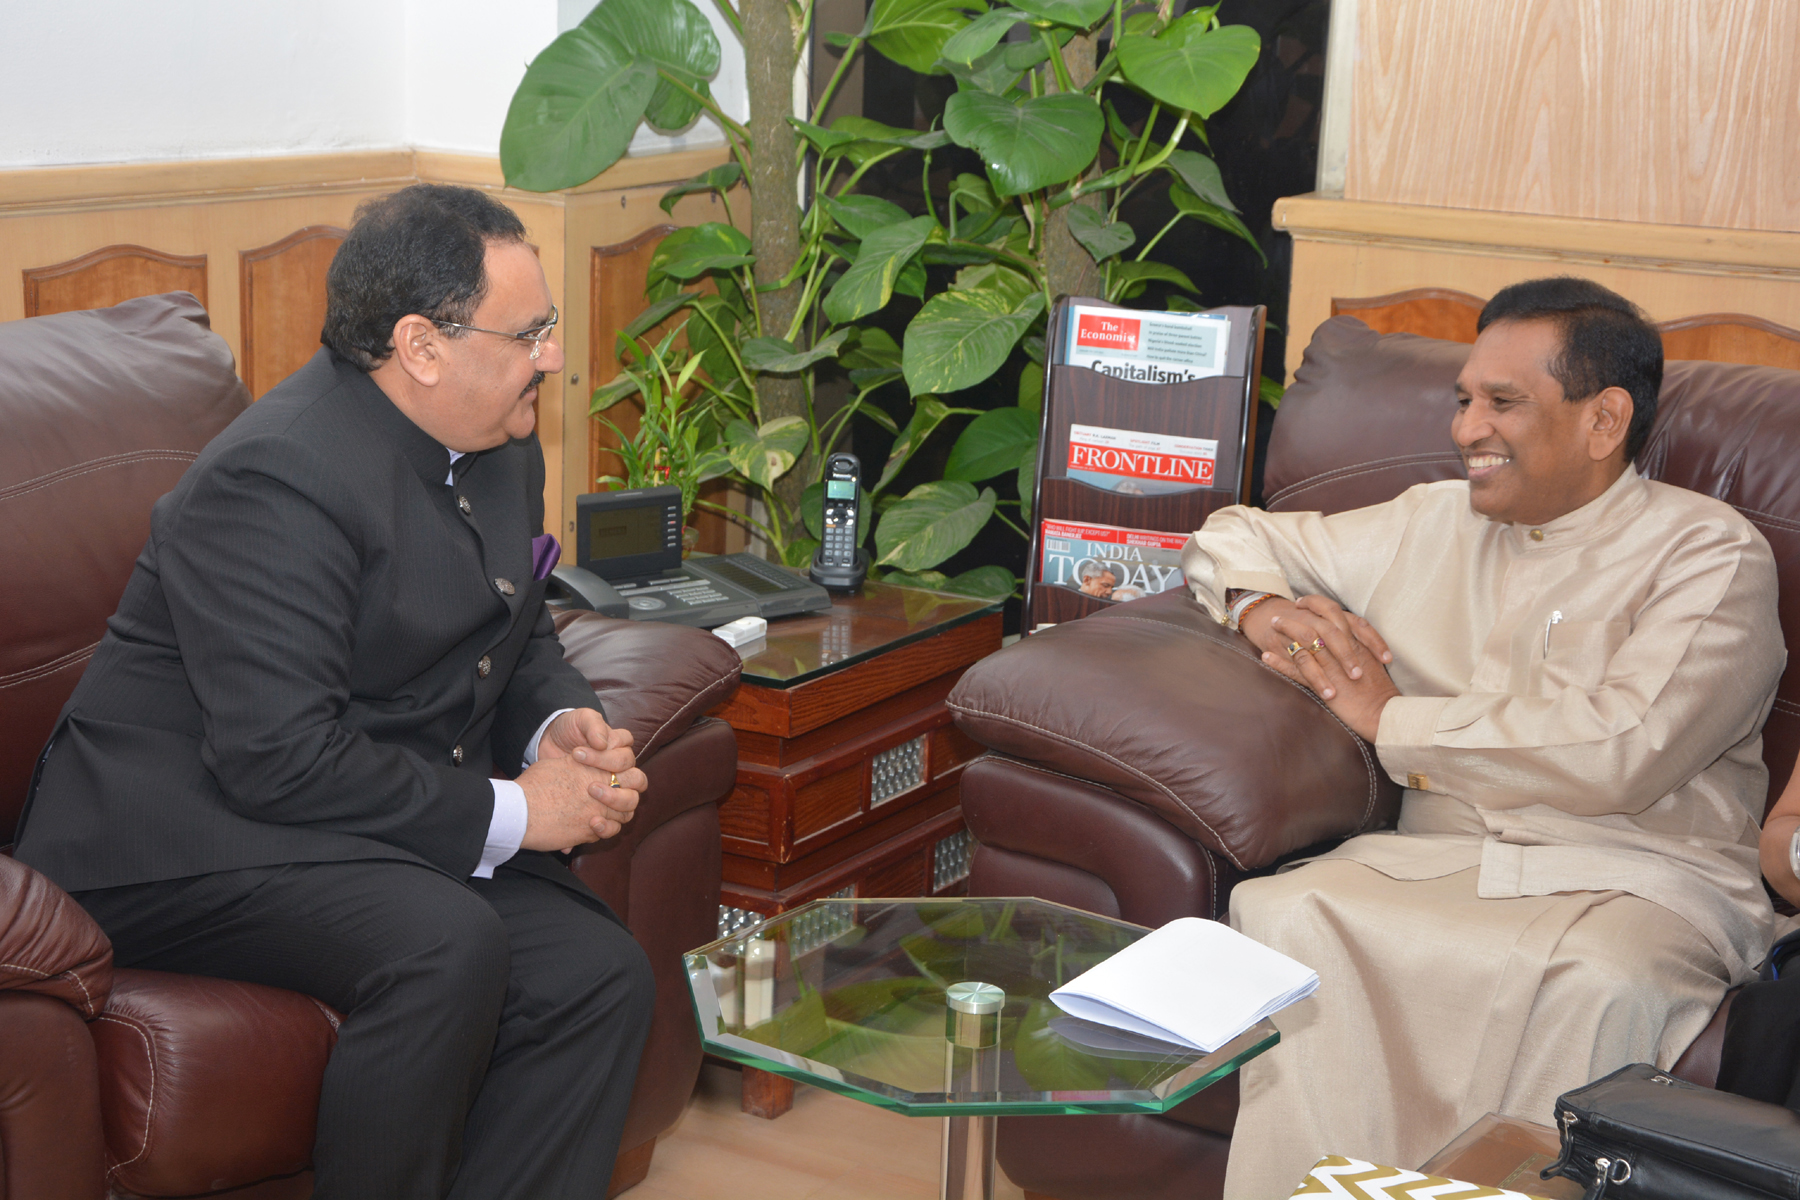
[1587,386,1633,463]
[389,315,444,387]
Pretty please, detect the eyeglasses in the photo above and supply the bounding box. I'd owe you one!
[434,305,559,361]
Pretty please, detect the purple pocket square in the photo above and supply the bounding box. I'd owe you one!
[531,534,561,582]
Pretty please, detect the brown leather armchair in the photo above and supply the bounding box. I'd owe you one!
[0,293,741,1199]
[947,315,1800,1200]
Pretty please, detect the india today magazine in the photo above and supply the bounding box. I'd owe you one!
[1038,518,1189,605]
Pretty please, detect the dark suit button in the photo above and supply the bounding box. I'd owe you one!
[458,495,472,515]
[452,744,464,766]
[477,655,491,678]
[494,577,515,596]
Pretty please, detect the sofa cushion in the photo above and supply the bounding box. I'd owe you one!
[948,589,1401,872]
[0,853,112,1016]
[553,611,742,759]
[94,969,339,1197]
[0,292,248,841]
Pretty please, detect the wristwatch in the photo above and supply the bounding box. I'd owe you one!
[1789,827,1800,881]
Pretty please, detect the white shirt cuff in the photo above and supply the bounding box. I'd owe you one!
[475,780,529,879]
[470,708,576,879]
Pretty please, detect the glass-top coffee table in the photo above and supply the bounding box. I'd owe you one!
[685,897,1278,1199]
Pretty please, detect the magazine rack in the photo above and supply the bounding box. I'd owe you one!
[1023,296,1266,630]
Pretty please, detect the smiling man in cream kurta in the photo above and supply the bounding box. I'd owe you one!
[1182,278,1783,1198]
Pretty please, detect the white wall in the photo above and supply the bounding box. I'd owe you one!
[0,0,746,168]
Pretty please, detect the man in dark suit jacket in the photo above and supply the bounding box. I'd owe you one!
[16,185,652,1199]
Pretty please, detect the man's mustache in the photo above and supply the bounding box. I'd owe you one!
[520,371,545,399]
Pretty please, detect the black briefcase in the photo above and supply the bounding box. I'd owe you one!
[1542,1062,1800,1199]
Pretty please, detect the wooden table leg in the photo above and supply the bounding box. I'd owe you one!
[741,1066,795,1119]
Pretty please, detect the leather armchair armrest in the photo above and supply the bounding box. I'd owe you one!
[0,854,112,1018]
[554,611,742,760]
[947,589,1400,872]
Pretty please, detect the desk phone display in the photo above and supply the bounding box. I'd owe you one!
[546,485,830,628]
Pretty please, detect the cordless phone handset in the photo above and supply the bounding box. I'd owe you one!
[809,452,869,593]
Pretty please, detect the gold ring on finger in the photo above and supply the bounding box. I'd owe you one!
[1285,641,1306,658]
[610,773,619,788]
[1310,637,1325,652]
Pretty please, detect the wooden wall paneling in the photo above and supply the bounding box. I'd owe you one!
[588,224,678,495]
[1274,196,1800,379]
[1331,288,1483,343]
[239,225,347,398]
[23,244,207,318]
[1347,0,1800,231]
[1658,314,1800,371]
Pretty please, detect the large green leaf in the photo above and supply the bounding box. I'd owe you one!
[1065,204,1135,262]
[866,0,981,74]
[876,397,952,492]
[724,416,809,490]
[941,7,1029,64]
[739,328,851,374]
[645,223,753,292]
[882,564,1016,600]
[1163,148,1235,212]
[822,215,936,325]
[943,42,1024,94]
[1108,258,1199,301]
[621,291,701,339]
[500,26,657,191]
[832,116,954,151]
[822,193,914,240]
[945,405,1039,481]
[902,287,1046,396]
[841,326,903,370]
[1116,20,1259,118]
[583,0,722,131]
[943,91,1103,196]
[1168,181,1266,263]
[659,162,743,215]
[1007,0,1111,28]
[875,481,998,570]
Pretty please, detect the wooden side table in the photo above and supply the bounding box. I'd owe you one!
[705,579,1003,1117]
[1418,1113,1584,1198]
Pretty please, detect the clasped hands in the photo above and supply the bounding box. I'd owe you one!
[1239,595,1400,741]
[516,709,647,852]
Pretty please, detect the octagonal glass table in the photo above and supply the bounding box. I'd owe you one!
[684,898,1278,1199]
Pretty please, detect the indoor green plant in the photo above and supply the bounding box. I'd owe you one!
[500,0,1263,596]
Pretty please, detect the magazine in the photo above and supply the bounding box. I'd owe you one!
[1038,518,1189,605]
[1061,303,1231,382]
[1065,422,1219,495]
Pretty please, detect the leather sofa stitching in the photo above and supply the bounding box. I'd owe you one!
[0,450,199,505]
[95,1013,157,1176]
[0,961,99,1017]
[1103,617,1383,832]
[1774,697,1800,717]
[945,701,1248,872]
[0,640,99,690]
[1266,452,1462,507]
[644,666,741,758]
[981,755,1220,918]
[1735,506,1800,535]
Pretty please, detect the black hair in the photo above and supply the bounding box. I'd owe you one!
[321,184,528,371]
[1476,276,1663,461]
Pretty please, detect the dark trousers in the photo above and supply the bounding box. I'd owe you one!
[1718,970,1800,1110]
[77,858,654,1200]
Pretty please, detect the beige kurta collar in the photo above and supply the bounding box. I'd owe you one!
[1503,463,1647,552]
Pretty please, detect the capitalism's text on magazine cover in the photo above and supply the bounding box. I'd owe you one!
[1039,518,1189,605]
[1062,304,1230,382]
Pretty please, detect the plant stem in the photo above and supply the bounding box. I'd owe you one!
[1133,211,1184,262]
[1041,28,1075,93]
[696,497,782,546]
[992,507,1029,539]
[808,35,864,128]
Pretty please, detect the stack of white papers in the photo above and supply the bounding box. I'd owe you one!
[1049,917,1319,1054]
